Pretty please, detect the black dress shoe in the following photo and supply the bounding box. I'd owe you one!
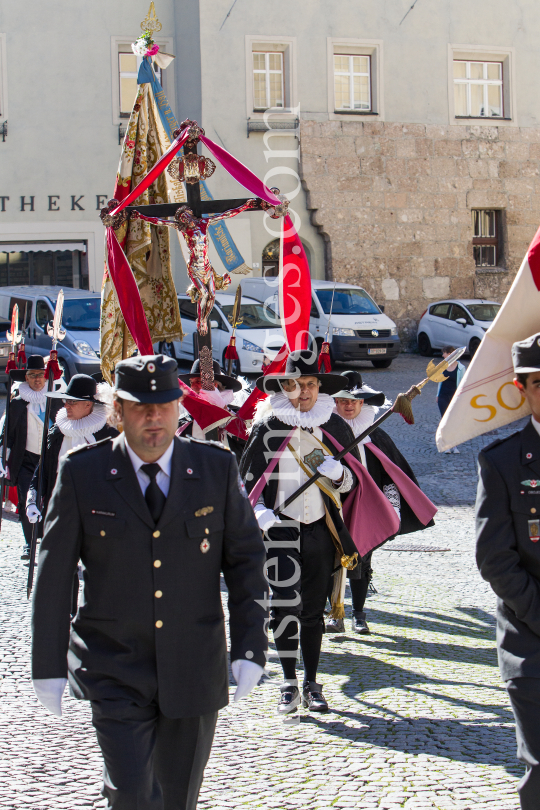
[277,683,300,715]
[352,611,371,634]
[326,617,345,633]
[20,548,30,561]
[302,682,328,712]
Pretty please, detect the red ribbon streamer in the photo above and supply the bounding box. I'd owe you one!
[528,223,540,290]
[105,126,191,356]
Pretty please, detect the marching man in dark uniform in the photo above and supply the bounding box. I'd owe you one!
[0,355,63,560]
[31,355,268,810]
[476,333,540,809]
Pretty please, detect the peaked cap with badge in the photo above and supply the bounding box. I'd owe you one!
[512,332,540,374]
[115,354,183,403]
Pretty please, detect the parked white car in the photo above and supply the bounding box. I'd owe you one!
[155,292,285,375]
[416,298,501,357]
[240,278,401,368]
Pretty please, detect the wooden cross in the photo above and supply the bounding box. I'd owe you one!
[125,122,265,439]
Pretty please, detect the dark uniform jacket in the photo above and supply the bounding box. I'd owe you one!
[28,423,118,517]
[31,433,268,719]
[1,396,62,486]
[476,419,540,680]
[239,412,359,558]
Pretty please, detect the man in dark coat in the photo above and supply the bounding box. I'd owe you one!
[329,370,434,634]
[31,355,268,810]
[476,333,540,810]
[0,355,62,559]
[239,350,359,714]
[26,374,118,525]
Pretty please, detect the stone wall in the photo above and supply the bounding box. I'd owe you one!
[300,120,540,347]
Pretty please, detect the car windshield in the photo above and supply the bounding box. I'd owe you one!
[58,298,101,331]
[219,302,278,329]
[316,288,380,315]
[466,303,501,322]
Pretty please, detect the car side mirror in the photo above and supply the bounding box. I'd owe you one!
[210,320,219,330]
[379,304,385,313]
[455,318,467,326]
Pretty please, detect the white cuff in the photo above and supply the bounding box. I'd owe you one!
[33,678,67,717]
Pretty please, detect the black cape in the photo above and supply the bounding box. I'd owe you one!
[1,396,62,486]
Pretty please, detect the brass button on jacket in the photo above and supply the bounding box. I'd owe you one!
[154,560,162,568]
[100,530,106,537]
[153,530,161,538]
[155,620,163,629]
[155,590,163,598]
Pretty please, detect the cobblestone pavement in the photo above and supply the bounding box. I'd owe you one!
[0,354,526,808]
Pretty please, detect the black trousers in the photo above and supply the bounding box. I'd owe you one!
[16,451,40,548]
[507,678,540,809]
[91,697,218,810]
[266,517,336,629]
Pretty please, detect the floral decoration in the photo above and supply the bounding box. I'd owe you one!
[131,30,160,58]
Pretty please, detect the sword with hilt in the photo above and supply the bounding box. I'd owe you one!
[27,291,66,598]
[226,285,243,377]
[273,347,466,518]
[0,306,24,531]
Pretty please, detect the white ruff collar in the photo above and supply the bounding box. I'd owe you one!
[56,405,107,439]
[18,382,48,414]
[269,392,335,429]
[335,405,376,444]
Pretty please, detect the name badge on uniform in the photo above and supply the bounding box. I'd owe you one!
[528,519,540,543]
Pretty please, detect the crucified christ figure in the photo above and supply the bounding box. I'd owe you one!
[131,199,258,334]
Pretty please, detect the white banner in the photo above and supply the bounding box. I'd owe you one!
[436,242,540,451]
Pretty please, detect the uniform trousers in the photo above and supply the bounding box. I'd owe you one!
[506,678,540,809]
[266,517,336,682]
[91,696,218,810]
[16,450,39,548]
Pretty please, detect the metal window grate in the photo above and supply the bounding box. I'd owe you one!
[472,209,499,268]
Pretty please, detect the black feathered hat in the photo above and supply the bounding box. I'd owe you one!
[256,349,348,395]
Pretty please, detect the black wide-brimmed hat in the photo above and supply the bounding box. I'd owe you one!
[512,333,540,373]
[113,355,182,404]
[331,370,386,407]
[179,358,242,393]
[256,349,349,395]
[47,374,103,402]
[10,355,46,382]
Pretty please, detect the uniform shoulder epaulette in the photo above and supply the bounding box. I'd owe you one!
[67,437,113,456]
[481,431,520,454]
[181,435,232,453]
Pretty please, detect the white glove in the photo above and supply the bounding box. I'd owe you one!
[33,678,67,717]
[27,504,42,524]
[0,461,9,479]
[317,456,344,481]
[231,659,265,702]
[254,505,281,533]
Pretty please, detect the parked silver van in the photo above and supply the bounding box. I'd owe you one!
[0,286,101,381]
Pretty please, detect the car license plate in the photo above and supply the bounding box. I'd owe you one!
[368,348,386,355]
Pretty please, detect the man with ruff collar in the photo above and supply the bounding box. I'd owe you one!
[26,374,118,526]
[0,356,63,560]
[329,370,435,635]
[239,350,360,714]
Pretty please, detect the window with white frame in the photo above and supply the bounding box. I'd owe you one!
[117,45,163,118]
[252,52,284,110]
[454,61,503,118]
[334,54,371,111]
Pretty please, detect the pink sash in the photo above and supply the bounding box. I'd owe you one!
[248,429,295,508]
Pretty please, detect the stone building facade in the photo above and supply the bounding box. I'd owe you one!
[300,119,540,345]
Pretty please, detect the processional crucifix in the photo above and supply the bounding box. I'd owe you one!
[102,119,288,438]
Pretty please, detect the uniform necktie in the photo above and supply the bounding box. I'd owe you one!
[141,463,166,523]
